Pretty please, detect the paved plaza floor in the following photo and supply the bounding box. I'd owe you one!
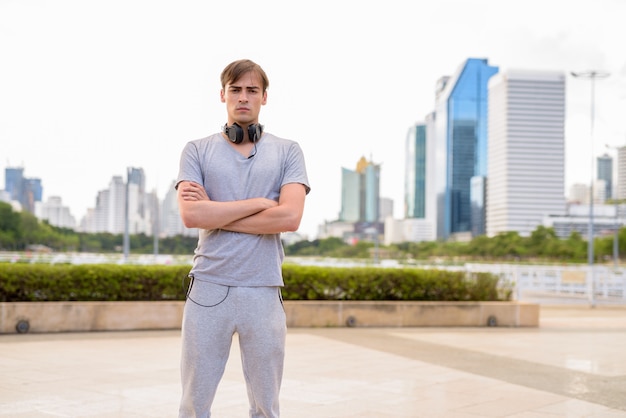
[1,305,626,417]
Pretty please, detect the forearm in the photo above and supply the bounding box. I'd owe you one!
[221,204,303,234]
[179,198,275,230]
[221,183,307,234]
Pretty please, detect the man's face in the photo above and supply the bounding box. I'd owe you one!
[220,71,267,126]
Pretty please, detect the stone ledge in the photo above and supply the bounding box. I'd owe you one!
[283,301,539,328]
[0,300,539,334]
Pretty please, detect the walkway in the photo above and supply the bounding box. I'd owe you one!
[1,305,625,417]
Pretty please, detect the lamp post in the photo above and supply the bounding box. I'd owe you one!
[571,70,610,306]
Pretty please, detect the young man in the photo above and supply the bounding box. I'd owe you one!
[175,59,310,418]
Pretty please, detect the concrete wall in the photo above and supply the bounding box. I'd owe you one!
[0,301,539,334]
[283,301,539,327]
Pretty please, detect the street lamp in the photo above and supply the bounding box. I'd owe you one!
[571,70,610,306]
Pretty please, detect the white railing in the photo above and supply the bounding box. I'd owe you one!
[288,257,626,304]
[465,263,626,304]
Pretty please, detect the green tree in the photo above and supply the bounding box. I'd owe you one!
[0,202,21,250]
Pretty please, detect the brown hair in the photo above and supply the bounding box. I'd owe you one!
[220,59,269,92]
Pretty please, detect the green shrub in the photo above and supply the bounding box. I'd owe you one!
[0,264,190,302]
[281,265,510,301]
[0,264,511,302]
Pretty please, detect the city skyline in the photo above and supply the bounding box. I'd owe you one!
[1,1,625,239]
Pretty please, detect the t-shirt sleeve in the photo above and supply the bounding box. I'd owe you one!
[175,141,204,190]
[283,142,311,195]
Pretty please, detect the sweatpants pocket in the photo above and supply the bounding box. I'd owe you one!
[185,277,231,308]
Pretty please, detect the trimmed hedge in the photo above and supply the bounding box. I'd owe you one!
[0,264,189,302]
[281,265,510,301]
[0,264,511,302]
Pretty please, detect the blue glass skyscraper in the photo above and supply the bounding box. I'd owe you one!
[5,167,24,201]
[4,167,42,213]
[434,58,498,239]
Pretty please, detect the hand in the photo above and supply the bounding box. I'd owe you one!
[180,182,209,201]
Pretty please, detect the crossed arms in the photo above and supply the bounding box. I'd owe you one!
[177,181,306,234]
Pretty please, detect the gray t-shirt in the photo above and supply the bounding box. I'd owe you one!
[176,132,310,287]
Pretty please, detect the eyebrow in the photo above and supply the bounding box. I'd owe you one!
[228,84,261,90]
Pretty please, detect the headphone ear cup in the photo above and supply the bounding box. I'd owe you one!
[248,125,257,143]
[248,124,264,143]
[225,123,244,144]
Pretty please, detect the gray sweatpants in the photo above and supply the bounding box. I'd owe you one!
[178,280,286,418]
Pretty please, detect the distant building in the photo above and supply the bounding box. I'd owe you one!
[544,203,623,239]
[405,123,426,219]
[81,168,158,236]
[383,217,435,245]
[338,156,383,241]
[617,146,626,200]
[4,167,24,202]
[339,156,381,225]
[318,156,388,243]
[597,154,613,201]
[4,167,42,213]
[160,180,196,238]
[379,197,393,222]
[569,180,608,206]
[433,58,499,240]
[568,183,589,204]
[36,196,76,229]
[400,120,437,243]
[108,175,126,234]
[593,180,607,204]
[486,69,566,237]
[317,220,355,241]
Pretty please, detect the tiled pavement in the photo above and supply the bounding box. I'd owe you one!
[1,305,625,417]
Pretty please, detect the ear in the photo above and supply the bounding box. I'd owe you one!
[220,89,226,103]
[262,90,268,105]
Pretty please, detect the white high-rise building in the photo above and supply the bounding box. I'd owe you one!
[81,168,156,235]
[568,183,589,204]
[108,175,126,234]
[35,196,76,229]
[567,180,608,205]
[486,70,566,237]
[617,146,626,200]
[160,180,196,237]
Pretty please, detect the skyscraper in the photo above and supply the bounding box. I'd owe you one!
[82,169,149,235]
[486,69,566,237]
[597,153,613,201]
[433,58,499,240]
[617,146,626,200]
[4,167,42,213]
[4,167,24,201]
[36,196,76,229]
[339,167,360,222]
[405,123,426,219]
[339,156,381,232]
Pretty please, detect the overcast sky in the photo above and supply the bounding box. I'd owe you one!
[1,0,626,239]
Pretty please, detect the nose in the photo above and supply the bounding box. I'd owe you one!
[238,90,248,102]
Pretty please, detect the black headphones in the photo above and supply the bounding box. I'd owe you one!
[223,123,264,144]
